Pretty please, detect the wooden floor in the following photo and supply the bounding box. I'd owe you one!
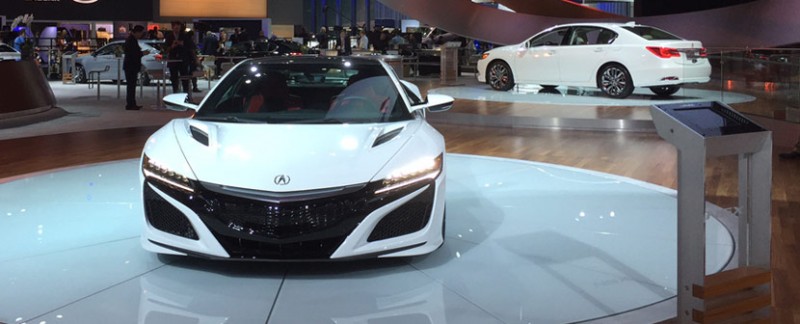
[0,100,797,322]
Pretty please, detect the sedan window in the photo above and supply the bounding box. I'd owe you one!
[528,28,568,47]
[95,45,118,56]
[622,26,681,40]
[568,27,618,46]
[0,45,16,53]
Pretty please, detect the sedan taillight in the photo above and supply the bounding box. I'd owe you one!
[646,46,680,59]
[699,48,708,58]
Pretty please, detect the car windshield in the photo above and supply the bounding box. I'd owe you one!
[195,58,413,124]
[621,26,682,40]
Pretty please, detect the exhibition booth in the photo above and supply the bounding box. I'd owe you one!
[0,0,790,323]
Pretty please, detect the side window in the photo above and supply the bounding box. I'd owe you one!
[0,45,14,52]
[528,28,568,47]
[95,45,117,56]
[568,27,618,46]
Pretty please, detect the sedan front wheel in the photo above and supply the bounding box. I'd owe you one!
[598,63,634,99]
[487,61,515,91]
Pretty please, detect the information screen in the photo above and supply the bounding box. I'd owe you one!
[653,102,766,137]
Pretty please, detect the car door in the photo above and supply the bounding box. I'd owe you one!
[88,43,122,80]
[557,26,617,84]
[0,44,20,61]
[513,27,568,84]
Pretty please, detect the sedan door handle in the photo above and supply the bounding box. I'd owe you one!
[593,48,603,53]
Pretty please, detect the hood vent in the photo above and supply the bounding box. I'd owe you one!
[373,127,403,147]
[189,126,209,146]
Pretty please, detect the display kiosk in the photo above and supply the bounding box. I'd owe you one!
[650,101,772,323]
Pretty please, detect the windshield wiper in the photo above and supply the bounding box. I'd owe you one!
[298,118,348,124]
[195,116,262,123]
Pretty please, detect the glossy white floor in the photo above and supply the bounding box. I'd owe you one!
[0,154,734,324]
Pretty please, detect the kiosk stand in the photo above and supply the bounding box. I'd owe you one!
[651,101,772,323]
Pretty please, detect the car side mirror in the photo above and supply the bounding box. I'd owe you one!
[163,93,198,112]
[412,93,453,113]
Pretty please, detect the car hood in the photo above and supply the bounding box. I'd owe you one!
[172,119,417,192]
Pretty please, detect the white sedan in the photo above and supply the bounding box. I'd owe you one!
[0,43,21,61]
[140,56,454,260]
[477,22,711,98]
[74,40,164,84]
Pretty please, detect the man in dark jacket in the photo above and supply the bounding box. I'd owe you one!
[164,21,191,93]
[123,25,149,110]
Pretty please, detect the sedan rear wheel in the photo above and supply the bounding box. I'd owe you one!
[598,63,634,99]
[649,85,681,97]
[488,61,515,91]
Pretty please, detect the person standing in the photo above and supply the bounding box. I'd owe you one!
[13,30,25,52]
[164,21,191,93]
[123,25,149,110]
[336,29,351,56]
[317,27,328,50]
[358,29,368,51]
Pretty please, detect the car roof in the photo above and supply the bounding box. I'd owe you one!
[548,22,652,29]
[244,55,386,66]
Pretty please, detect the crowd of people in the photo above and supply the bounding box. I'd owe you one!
[314,25,422,56]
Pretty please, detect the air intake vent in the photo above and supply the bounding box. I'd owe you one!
[373,127,403,147]
[190,126,209,146]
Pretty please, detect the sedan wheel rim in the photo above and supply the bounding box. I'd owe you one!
[489,64,509,89]
[601,67,627,96]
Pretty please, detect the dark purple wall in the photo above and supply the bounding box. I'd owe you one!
[1,0,153,22]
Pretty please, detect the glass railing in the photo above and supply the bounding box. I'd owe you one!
[683,47,800,123]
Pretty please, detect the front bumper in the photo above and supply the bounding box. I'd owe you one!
[142,174,444,260]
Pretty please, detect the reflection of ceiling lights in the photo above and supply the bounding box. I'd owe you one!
[471,0,514,12]
[73,0,99,3]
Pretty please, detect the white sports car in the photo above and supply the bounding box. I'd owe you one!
[477,22,711,98]
[140,56,454,260]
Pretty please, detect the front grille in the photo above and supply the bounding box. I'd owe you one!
[147,176,436,259]
[144,184,199,240]
[368,185,435,242]
[209,195,369,240]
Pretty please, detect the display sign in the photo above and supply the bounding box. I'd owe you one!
[160,0,267,18]
[653,102,766,137]
[4,0,152,21]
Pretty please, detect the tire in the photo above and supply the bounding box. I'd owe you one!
[487,61,515,91]
[140,72,152,86]
[649,85,680,97]
[74,65,87,84]
[597,63,634,99]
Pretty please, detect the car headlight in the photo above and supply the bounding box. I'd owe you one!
[142,154,195,193]
[376,154,443,195]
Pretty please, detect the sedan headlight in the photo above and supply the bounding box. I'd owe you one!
[142,154,195,193]
[376,154,443,195]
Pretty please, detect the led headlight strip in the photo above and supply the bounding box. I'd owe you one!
[142,155,195,193]
[376,154,443,195]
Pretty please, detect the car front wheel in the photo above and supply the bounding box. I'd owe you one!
[598,63,634,99]
[649,85,681,97]
[487,61,515,91]
[74,65,87,84]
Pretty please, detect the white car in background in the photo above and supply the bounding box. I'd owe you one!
[140,56,453,260]
[0,43,21,61]
[74,39,164,84]
[477,22,711,98]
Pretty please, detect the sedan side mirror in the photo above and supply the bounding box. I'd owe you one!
[163,93,198,112]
